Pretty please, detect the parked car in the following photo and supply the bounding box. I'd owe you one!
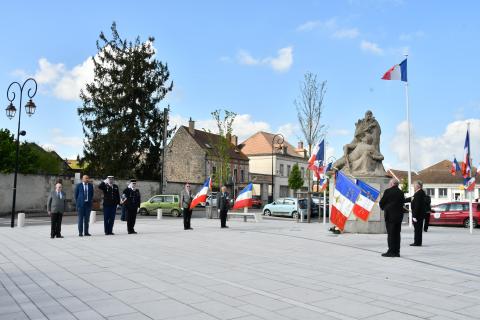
[205,192,218,207]
[251,195,263,208]
[298,199,319,219]
[430,202,480,228]
[263,198,299,218]
[139,195,182,217]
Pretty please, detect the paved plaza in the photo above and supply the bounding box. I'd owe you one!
[0,217,479,320]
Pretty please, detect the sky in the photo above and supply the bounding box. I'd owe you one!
[0,0,479,171]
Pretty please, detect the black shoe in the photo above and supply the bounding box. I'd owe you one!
[188,228,193,230]
[128,231,137,234]
[424,229,428,232]
[57,235,64,238]
[110,232,115,235]
[51,236,55,239]
[85,233,91,236]
[79,234,83,237]
[221,226,229,228]
[410,243,421,246]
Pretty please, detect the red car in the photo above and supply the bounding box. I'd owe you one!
[430,202,479,228]
[251,196,263,208]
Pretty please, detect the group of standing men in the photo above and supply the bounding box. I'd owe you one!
[47,175,141,238]
[379,178,431,257]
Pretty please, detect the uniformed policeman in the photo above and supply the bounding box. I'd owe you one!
[122,179,141,234]
[98,175,120,235]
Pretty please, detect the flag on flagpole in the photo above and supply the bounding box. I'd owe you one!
[190,177,212,209]
[451,157,461,176]
[462,130,471,178]
[330,171,361,231]
[308,139,325,171]
[464,177,476,191]
[352,179,380,222]
[318,177,328,192]
[381,58,408,82]
[232,183,253,209]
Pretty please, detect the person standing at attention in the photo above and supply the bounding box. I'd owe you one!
[74,175,94,237]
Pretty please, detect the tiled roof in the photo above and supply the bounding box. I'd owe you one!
[387,169,418,182]
[240,131,305,158]
[181,126,249,161]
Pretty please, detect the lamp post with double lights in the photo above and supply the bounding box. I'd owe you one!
[271,133,284,202]
[5,78,38,228]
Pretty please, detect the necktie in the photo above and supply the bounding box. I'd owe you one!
[84,184,88,201]
[57,192,60,199]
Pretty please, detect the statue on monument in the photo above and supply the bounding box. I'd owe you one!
[333,110,387,176]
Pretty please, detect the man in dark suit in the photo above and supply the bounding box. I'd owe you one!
[180,183,194,230]
[74,175,94,237]
[379,178,405,257]
[99,175,120,235]
[406,180,427,246]
[47,182,66,238]
[123,179,141,234]
[217,186,230,228]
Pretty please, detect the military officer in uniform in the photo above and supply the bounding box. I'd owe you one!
[217,186,230,228]
[122,179,141,234]
[99,175,120,235]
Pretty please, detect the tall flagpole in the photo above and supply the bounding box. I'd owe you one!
[405,54,413,228]
[468,122,474,234]
[323,136,327,225]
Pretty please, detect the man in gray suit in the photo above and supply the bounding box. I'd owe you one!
[181,183,194,230]
[47,182,67,238]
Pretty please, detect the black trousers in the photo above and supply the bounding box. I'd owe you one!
[220,210,228,227]
[424,213,430,231]
[126,208,137,233]
[386,221,401,254]
[183,208,192,229]
[413,218,424,245]
[51,212,63,237]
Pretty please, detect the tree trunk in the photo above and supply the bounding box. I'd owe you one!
[307,143,312,223]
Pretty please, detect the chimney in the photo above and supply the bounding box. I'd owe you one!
[282,145,287,155]
[188,118,195,135]
[231,134,238,146]
[298,141,303,149]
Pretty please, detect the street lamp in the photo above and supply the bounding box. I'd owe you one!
[5,78,38,228]
[271,133,284,202]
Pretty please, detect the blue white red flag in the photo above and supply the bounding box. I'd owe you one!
[308,139,325,171]
[233,183,253,209]
[462,130,471,178]
[318,178,328,192]
[451,157,461,176]
[352,179,380,222]
[464,177,476,191]
[190,177,212,209]
[331,171,361,230]
[382,58,407,82]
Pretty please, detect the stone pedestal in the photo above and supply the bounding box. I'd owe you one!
[329,175,390,234]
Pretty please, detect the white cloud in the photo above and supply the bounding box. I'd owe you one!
[399,31,425,41]
[390,119,480,171]
[360,40,384,55]
[236,46,293,72]
[277,123,299,140]
[296,20,323,32]
[34,58,65,84]
[50,128,84,148]
[331,129,350,136]
[332,28,359,39]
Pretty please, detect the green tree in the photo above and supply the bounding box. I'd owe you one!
[0,129,16,173]
[400,177,408,193]
[288,163,304,194]
[78,22,174,179]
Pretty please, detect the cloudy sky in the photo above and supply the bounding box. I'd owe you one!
[0,0,479,171]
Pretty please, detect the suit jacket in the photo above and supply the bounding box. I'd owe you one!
[379,186,406,223]
[74,183,94,208]
[180,189,193,209]
[217,192,230,212]
[98,181,120,206]
[406,189,427,219]
[47,190,66,213]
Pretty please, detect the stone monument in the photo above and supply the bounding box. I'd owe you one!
[330,110,390,234]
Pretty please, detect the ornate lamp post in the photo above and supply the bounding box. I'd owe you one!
[5,78,38,228]
[271,133,284,202]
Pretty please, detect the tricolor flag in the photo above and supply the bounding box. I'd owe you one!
[464,177,476,191]
[190,177,212,209]
[382,58,407,82]
[352,179,380,222]
[451,157,461,176]
[232,183,253,209]
[331,171,361,231]
[308,139,325,171]
[461,130,471,178]
[318,177,328,192]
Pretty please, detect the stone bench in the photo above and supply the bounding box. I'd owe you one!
[227,211,262,222]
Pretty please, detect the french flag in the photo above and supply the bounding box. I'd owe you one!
[462,129,471,178]
[331,171,361,231]
[382,58,407,82]
[352,179,380,222]
[190,177,212,209]
[233,183,253,209]
[318,178,328,192]
[451,157,461,176]
[308,139,325,170]
[464,177,476,191]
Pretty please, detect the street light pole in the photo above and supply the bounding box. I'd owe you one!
[5,78,38,228]
[271,133,284,202]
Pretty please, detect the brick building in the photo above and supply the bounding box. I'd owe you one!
[164,119,249,197]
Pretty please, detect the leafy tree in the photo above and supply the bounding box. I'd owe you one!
[78,22,174,179]
[400,177,408,193]
[0,129,16,173]
[288,163,304,194]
